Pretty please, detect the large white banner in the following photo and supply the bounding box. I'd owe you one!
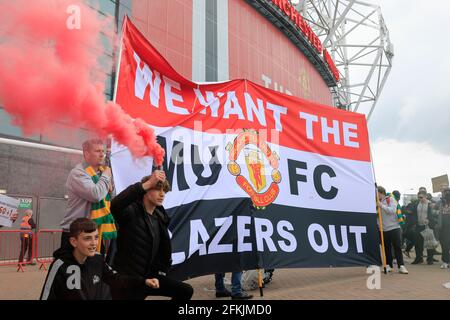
[109,17,381,280]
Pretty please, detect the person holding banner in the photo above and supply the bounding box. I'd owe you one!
[109,171,193,301]
[60,139,117,261]
[215,272,253,300]
[438,187,450,269]
[377,186,409,274]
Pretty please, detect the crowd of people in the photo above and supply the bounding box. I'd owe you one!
[2,139,449,300]
[39,139,194,301]
[39,139,253,300]
[377,184,450,274]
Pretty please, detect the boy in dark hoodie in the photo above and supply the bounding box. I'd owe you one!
[40,218,159,300]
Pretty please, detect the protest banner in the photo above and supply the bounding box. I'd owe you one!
[0,194,19,227]
[111,17,380,280]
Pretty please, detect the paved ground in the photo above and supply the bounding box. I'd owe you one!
[1,253,450,300]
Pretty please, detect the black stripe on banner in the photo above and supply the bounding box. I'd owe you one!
[166,199,381,281]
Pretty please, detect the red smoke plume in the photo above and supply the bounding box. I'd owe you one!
[0,0,164,165]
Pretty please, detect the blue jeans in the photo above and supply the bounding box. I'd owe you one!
[215,272,242,296]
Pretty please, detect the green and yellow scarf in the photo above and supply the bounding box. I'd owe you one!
[85,165,117,252]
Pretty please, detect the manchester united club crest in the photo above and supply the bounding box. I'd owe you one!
[226,129,282,209]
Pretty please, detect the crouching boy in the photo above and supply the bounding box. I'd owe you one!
[40,218,159,300]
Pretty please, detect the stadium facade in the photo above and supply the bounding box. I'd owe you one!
[0,0,363,228]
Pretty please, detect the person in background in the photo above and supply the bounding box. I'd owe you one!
[109,170,193,301]
[438,187,450,269]
[411,191,436,264]
[214,272,253,300]
[403,201,416,258]
[377,186,408,274]
[60,139,116,263]
[18,209,36,265]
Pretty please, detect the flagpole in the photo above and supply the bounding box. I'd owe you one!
[258,268,264,297]
[376,186,388,274]
[253,203,264,297]
[106,15,126,188]
[101,16,127,262]
[369,147,388,274]
[107,15,127,186]
[112,15,126,104]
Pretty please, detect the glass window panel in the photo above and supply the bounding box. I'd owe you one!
[97,51,114,73]
[0,108,40,141]
[85,0,115,15]
[40,123,93,149]
[118,2,132,33]
[120,0,132,11]
[104,73,114,96]
[99,32,114,56]
[98,0,116,15]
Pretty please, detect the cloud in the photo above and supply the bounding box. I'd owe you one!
[369,0,450,155]
[371,138,450,195]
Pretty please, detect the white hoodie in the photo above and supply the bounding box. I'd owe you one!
[379,195,400,232]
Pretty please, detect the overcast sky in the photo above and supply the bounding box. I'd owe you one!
[368,0,450,195]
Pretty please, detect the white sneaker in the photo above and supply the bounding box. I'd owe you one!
[440,263,449,269]
[385,265,393,273]
[399,265,409,274]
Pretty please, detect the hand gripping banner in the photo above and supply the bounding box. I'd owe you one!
[111,17,381,280]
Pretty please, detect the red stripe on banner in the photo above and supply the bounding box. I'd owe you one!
[116,18,371,162]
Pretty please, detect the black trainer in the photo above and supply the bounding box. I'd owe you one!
[216,289,232,298]
[231,292,253,300]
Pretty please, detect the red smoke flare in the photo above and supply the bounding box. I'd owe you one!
[0,0,164,165]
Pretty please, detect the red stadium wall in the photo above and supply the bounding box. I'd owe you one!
[228,0,332,105]
[130,0,193,79]
[129,0,332,106]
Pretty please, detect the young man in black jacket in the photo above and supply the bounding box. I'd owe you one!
[110,170,193,301]
[40,218,159,300]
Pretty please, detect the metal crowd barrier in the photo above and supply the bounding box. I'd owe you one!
[35,229,62,271]
[0,230,36,272]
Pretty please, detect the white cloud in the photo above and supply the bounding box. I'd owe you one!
[371,138,450,195]
[329,2,450,203]
[369,0,450,155]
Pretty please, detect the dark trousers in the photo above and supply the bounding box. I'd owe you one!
[404,228,415,252]
[215,272,242,296]
[18,236,33,263]
[441,215,450,263]
[414,225,434,262]
[103,238,117,266]
[111,274,193,301]
[383,228,404,268]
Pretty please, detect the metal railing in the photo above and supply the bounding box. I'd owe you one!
[0,230,36,272]
[35,229,62,271]
[0,229,62,272]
